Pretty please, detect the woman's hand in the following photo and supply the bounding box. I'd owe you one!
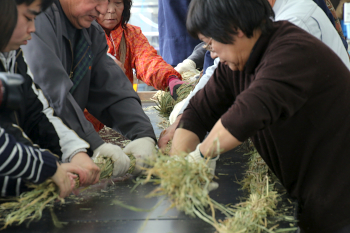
[70,153,101,186]
[51,162,77,198]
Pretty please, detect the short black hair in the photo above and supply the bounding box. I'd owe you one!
[186,0,275,44]
[121,0,132,29]
[0,0,18,52]
[15,0,54,11]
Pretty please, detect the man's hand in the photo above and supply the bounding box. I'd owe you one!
[158,115,182,151]
[93,143,130,177]
[70,152,100,186]
[51,162,77,198]
[174,59,197,74]
[123,137,156,176]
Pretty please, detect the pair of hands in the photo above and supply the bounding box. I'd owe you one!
[158,115,182,151]
[51,152,101,198]
[51,135,157,198]
[159,117,220,192]
[93,137,156,178]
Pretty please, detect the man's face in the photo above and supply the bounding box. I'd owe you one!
[97,0,124,31]
[61,0,108,29]
[3,0,41,52]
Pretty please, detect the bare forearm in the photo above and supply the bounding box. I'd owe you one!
[171,119,242,157]
[170,128,200,155]
[200,119,242,158]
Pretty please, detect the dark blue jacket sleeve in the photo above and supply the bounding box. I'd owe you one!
[158,0,201,66]
[0,127,57,196]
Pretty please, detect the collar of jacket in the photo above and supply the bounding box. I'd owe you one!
[0,50,17,73]
[105,23,125,57]
[243,22,282,75]
[52,0,92,46]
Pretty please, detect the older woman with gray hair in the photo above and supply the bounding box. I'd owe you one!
[170,0,350,232]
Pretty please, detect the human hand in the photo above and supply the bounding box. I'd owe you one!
[186,144,220,192]
[70,152,100,186]
[174,59,197,74]
[167,75,186,100]
[123,137,156,175]
[51,162,77,198]
[93,143,130,177]
[158,115,182,151]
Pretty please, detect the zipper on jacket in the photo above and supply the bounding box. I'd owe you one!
[69,40,74,79]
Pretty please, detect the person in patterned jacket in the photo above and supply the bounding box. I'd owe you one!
[84,0,185,132]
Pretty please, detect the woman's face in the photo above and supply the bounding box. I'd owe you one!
[198,30,255,71]
[3,0,41,52]
[97,0,124,31]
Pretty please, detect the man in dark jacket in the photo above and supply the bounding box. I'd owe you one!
[22,0,158,177]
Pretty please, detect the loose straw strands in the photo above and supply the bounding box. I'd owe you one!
[126,146,296,232]
[132,153,234,228]
[215,148,297,233]
[0,154,136,230]
[0,180,62,230]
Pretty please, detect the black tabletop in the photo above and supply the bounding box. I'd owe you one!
[1,103,296,233]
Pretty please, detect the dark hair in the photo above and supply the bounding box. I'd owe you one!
[0,0,18,52]
[121,0,132,29]
[15,0,54,11]
[186,0,275,44]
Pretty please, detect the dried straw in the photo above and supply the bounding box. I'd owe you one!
[126,146,296,233]
[154,83,195,118]
[0,154,136,230]
[134,153,234,227]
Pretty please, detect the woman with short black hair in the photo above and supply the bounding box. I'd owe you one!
[171,0,350,232]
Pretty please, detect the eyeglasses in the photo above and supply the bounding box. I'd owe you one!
[202,38,213,52]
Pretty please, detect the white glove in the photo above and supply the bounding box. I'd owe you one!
[187,144,220,192]
[93,143,130,177]
[174,59,197,74]
[169,98,188,124]
[123,137,156,176]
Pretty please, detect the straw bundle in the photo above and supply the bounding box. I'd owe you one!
[213,149,296,233]
[0,154,136,230]
[154,82,195,118]
[135,153,235,226]
[113,138,295,233]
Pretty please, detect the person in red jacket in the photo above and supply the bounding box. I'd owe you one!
[84,0,184,132]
